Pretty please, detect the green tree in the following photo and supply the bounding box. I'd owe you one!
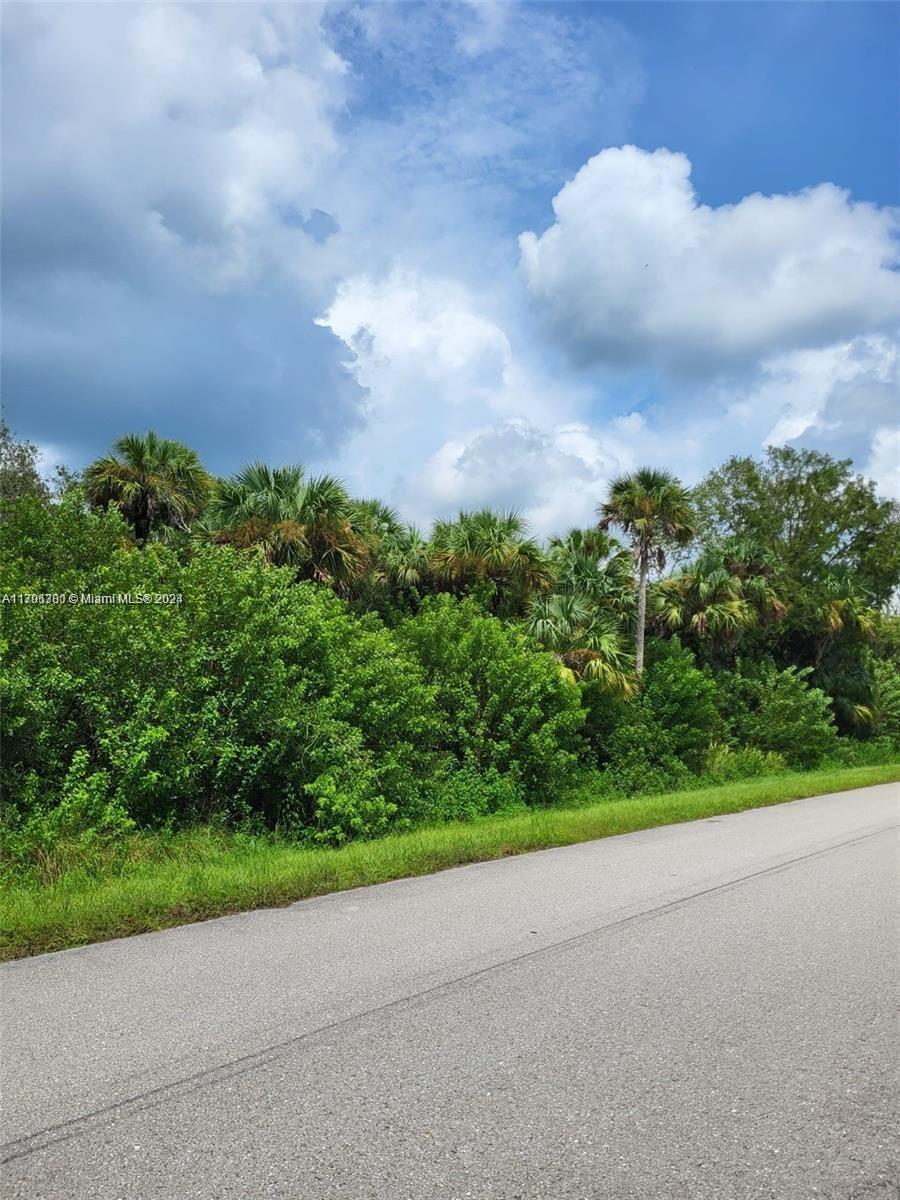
[653,539,786,664]
[714,660,838,768]
[429,509,552,617]
[694,447,900,610]
[208,462,368,586]
[397,595,584,798]
[871,657,900,742]
[84,431,211,544]
[693,447,896,726]
[0,422,50,504]
[600,640,722,791]
[599,468,695,675]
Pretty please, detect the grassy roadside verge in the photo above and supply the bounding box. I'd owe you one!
[2,762,898,961]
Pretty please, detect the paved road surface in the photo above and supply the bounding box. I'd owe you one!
[2,784,898,1199]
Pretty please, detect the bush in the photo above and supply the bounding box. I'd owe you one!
[428,766,525,822]
[702,742,788,783]
[396,595,585,802]
[715,659,839,769]
[871,657,900,743]
[601,640,723,794]
[0,501,587,858]
[1,749,137,880]
[823,735,899,769]
[578,682,627,767]
[1,499,448,850]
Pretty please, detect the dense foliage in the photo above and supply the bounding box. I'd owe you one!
[694,447,900,728]
[2,429,898,873]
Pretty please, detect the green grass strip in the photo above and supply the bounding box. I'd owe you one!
[2,763,898,961]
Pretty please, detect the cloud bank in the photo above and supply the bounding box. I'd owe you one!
[3,4,897,528]
[519,145,900,371]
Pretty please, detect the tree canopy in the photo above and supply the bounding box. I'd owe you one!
[3,426,898,873]
[84,431,212,544]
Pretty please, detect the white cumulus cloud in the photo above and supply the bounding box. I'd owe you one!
[317,268,512,408]
[316,267,640,532]
[409,419,634,535]
[519,145,900,371]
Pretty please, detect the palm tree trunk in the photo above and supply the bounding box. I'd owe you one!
[635,554,649,676]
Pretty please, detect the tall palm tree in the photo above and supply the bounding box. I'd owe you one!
[84,431,211,543]
[208,462,367,585]
[599,468,695,675]
[430,509,552,616]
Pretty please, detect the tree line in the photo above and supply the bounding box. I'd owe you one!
[2,422,898,867]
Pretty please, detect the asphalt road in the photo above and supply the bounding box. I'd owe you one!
[2,784,898,1199]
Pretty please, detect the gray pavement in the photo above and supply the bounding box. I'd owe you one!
[1,783,898,1199]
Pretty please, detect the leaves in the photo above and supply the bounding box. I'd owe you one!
[651,539,787,661]
[525,591,636,696]
[84,431,211,543]
[598,468,696,567]
[207,463,369,584]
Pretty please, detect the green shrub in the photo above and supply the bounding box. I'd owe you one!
[397,595,585,801]
[871,658,900,743]
[703,742,788,783]
[0,749,137,879]
[1,499,448,848]
[578,682,627,767]
[428,765,525,822]
[715,659,839,768]
[823,735,899,768]
[601,640,723,793]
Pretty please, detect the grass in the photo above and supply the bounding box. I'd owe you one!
[2,762,898,961]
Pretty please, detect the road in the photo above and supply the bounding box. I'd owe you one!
[1,783,898,1199]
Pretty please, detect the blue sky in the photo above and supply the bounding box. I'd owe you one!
[3,1,898,532]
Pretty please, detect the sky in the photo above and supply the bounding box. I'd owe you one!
[3,1,899,533]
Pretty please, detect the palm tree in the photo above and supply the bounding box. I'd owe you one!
[599,468,695,676]
[208,462,367,585]
[348,498,405,547]
[547,528,635,613]
[381,525,432,593]
[653,540,786,660]
[84,431,211,543]
[346,499,432,605]
[525,591,636,695]
[814,571,877,667]
[429,509,552,616]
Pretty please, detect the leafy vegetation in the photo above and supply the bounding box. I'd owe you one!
[84,430,212,544]
[694,446,900,728]
[2,426,898,948]
[599,467,695,675]
[3,763,897,960]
